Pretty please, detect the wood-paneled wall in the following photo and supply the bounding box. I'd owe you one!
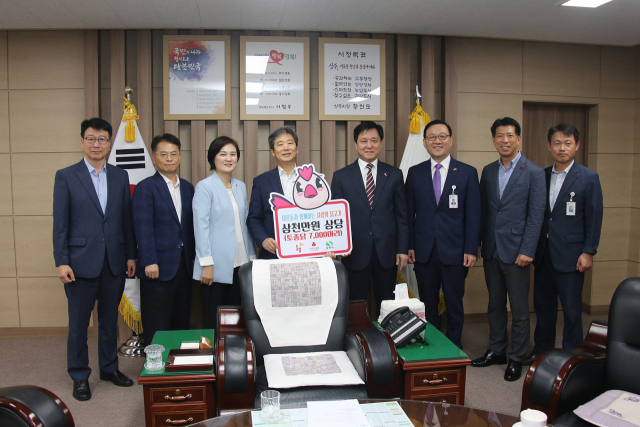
[1,31,86,329]
[452,38,639,315]
[1,29,637,330]
[0,29,432,329]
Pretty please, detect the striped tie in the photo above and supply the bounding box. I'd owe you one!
[365,163,375,208]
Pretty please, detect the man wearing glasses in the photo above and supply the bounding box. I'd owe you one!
[405,120,481,349]
[53,118,137,401]
[132,133,195,346]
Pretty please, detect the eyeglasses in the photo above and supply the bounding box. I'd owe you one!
[157,151,181,159]
[425,133,450,142]
[84,136,110,145]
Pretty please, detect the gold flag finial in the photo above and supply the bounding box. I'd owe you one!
[124,85,133,101]
[122,86,138,142]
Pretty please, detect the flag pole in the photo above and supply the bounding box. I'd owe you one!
[117,85,145,357]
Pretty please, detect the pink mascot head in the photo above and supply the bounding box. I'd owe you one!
[292,164,331,210]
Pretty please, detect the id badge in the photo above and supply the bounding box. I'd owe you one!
[449,195,459,209]
[566,201,576,216]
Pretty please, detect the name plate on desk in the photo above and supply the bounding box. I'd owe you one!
[166,349,214,372]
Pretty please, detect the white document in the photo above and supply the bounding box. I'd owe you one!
[251,408,308,427]
[172,355,214,366]
[360,401,413,427]
[601,392,640,425]
[180,342,200,349]
[307,400,370,427]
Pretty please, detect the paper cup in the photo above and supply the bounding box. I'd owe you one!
[520,409,547,427]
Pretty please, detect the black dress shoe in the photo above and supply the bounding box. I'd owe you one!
[73,379,91,401]
[504,360,522,381]
[522,352,537,366]
[471,350,507,367]
[100,370,134,387]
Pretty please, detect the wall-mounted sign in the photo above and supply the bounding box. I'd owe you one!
[241,36,309,120]
[270,164,352,259]
[319,38,386,121]
[163,35,231,120]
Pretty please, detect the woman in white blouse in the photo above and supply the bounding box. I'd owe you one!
[192,136,255,329]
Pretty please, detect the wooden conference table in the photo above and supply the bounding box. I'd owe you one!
[187,399,520,427]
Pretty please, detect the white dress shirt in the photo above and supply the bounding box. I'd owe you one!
[431,155,451,194]
[358,158,379,187]
[160,172,182,223]
[550,160,574,211]
[278,166,297,198]
[228,189,249,267]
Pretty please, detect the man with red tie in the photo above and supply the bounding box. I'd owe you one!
[331,121,409,310]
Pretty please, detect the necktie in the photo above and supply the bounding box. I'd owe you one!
[433,163,442,204]
[365,163,375,208]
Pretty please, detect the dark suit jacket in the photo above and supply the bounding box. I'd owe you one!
[247,167,283,259]
[534,162,603,273]
[53,159,136,278]
[331,160,409,271]
[132,172,195,281]
[406,158,481,265]
[480,154,546,264]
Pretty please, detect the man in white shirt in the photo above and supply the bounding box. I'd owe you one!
[248,126,299,259]
[523,123,603,365]
[331,121,409,310]
[132,133,195,344]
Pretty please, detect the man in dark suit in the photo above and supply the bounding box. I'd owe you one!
[406,120,481,349]
[53,118,136,401]
[132,133,195,346]
[472,117,545,382]
[331,121,409,309]
[523,123,603,365]
[247,126,299,259]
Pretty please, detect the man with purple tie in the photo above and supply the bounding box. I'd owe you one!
[406,120,481,349]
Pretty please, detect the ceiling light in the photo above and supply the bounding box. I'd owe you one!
[368,87,380,96]
[348,97,368,103]
[561,0,613,8]
[246,98,260,105]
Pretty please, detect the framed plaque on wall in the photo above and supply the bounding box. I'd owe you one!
[240,36,310,120]
[163,35,231,120]
[319,38,386,121]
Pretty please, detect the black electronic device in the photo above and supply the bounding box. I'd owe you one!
[380,306,427,347]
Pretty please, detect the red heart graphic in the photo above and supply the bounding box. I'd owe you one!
[269,50,285,65]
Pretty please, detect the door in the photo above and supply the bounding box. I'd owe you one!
[522,102,589,169]
[522,102,591,314]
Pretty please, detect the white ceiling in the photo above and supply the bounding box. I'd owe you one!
[0,0,639,46]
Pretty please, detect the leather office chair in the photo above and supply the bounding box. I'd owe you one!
[216,260,402,412]
[521,277,640,427]
[0,385,75,427]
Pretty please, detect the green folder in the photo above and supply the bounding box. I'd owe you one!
[140,329,215,376]
[373,322,467,362]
